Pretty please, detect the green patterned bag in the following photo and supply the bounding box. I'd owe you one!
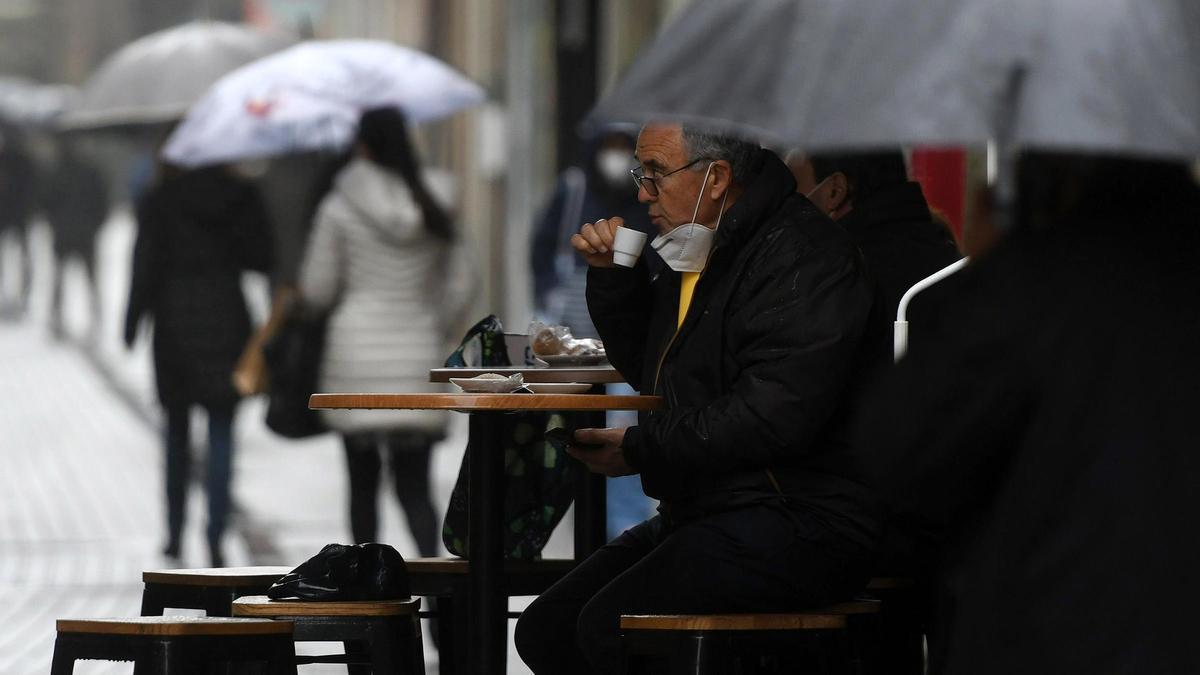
[441,412,580,559]
[440,315,579,559]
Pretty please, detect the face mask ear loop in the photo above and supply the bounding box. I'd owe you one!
[713,186,730,230]
[690,162,716,225]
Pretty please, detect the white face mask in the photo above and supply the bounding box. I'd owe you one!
[651,162,730,273]
[595,149,631,186]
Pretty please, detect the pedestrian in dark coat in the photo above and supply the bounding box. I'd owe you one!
[856,154,1200,675]
[515,124,878,674]
[42,137,110,340]
[0,124,35,317]
[124,164,273,566]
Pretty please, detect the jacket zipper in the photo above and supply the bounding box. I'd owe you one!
[645,246,785,499]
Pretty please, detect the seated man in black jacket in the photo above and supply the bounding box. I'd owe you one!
[514,123,879,674]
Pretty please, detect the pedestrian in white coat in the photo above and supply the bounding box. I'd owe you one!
[299,107,475,554]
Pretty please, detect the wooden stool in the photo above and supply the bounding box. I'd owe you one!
[406,556,576,675]
[52,616,296,674]
[233,595,424,674]
[141,566,292,617]
[620,600,882,675]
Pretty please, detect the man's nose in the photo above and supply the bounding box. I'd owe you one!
[637,184,655,203]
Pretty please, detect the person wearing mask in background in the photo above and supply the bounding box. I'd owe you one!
[299,107,475,556]
[786,149,962,670]
[530,128,659,540]
[515,123,878,674]
[125,163,274,567]
[531,128,656,338]
[42,135,110,342]
[786,149,961,366]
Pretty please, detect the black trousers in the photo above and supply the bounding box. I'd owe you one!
[514,503,875,674]
[342,430,440,556]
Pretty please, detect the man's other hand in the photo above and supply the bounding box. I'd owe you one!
[566,426,636,477]
[570,217,623,268]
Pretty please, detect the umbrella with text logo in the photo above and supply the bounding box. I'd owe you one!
[161,40,487,167]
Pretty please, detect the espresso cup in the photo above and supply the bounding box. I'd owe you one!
[612,226,649,268]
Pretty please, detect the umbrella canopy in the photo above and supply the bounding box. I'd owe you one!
[60,20,293,129]
[0,76,77,127]
[161,40,487,167]
[587,0,1200,159]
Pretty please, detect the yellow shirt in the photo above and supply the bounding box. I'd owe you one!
[678,272,700,328]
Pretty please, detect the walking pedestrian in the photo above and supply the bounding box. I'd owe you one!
[42,136,109,341]
[298,107,475,555]
[124,163,274,566]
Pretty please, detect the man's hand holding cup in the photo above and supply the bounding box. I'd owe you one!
[571,217,647,269]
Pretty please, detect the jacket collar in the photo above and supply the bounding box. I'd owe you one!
[712,149,797,251]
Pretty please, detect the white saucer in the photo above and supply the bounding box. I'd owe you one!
[450,376,524,393]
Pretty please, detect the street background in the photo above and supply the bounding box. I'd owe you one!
[0,209,570,673]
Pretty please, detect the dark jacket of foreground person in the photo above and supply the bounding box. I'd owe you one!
[125,167,273,406]
[857,157,1200,675]
[589,150,879,545]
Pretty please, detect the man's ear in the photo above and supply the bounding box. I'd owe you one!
[709,160,734,200]
[826,171,850,211]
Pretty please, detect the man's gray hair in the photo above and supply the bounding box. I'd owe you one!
[681,126,761,185]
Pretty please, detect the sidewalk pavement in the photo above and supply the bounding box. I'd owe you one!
[0,213,561,673]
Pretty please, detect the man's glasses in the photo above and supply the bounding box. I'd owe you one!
[629,157,710,197]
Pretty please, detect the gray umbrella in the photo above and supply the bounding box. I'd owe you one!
[588,0,1200,159]
[60,21,293,130]
[0,77,77,127]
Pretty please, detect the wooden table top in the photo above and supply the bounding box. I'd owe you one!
[429,366,626,384]
[310,392,661,412]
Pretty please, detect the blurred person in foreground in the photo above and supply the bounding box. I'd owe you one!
[41,136,110,342]
[856,154,1200,674]
[515,123,878,674]
[125,162,274,566]
[0,123,36,318]
[299,107,474,555]
[530,127,658,540]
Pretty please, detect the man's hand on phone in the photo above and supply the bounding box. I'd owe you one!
[565,426,636,477]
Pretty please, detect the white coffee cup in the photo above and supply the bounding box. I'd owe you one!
[612,226,649,268]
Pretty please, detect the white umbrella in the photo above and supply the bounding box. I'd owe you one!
[162,40,487,167]
[60,21,293,129]
[587,0,1200,159]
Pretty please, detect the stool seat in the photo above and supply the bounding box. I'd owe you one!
[233,595,421,617]
[140,566,292,618]
[621,600,881,632]
[621,601,882,675]
[233,595,425,673]
[58,616,293,636]
[52,617,297,675]
[143,566,293,587]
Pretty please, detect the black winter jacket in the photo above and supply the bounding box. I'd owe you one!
[587,151,879,544]
[125,168,273,407]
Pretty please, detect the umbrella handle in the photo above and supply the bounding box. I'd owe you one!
[894,257,970,361]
